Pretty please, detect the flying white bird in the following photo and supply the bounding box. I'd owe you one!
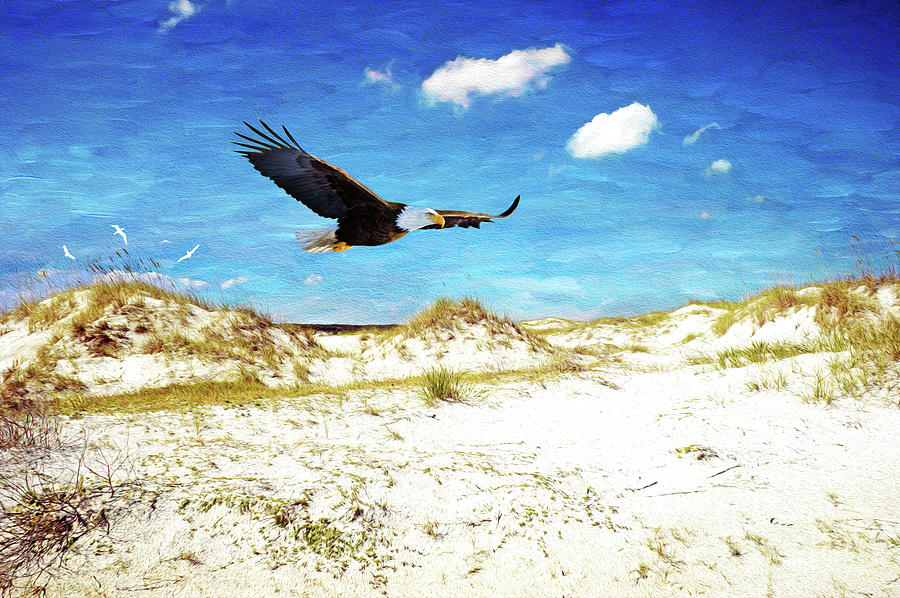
[111,225,127,245]
[160,240,171,244]
[63,245,75,260]
[177,244,200,262]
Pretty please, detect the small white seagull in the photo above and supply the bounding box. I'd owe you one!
[160,239,171,244]
[111,225,127,245]
[177,244,200,263]
[63,245,75,260]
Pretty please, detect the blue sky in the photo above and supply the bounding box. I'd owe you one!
[1,0,898,323]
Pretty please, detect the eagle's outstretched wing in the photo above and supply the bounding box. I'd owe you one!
[423,195,520,229]
[233,120,398,219]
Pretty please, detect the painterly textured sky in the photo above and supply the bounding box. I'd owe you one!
[1,0,898,323]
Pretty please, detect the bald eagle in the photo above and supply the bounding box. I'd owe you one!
[234,120,520,252]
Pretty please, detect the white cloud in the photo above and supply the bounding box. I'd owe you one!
[683,122,721,146]
[566,103,659,158]
[363,62,399,89]
[422,44,571,108]
[158,0,197,32]
[303,274,323,286]
[705,159,732,177]
[364,67,392,85]
[220,277,248,290]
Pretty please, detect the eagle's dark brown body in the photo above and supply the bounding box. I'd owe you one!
[336,204,407,247]
[234,120,519,252]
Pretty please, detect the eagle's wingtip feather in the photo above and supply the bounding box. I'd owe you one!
[259,120,292,147]
[243,120,284,148]
[282,125,303,152]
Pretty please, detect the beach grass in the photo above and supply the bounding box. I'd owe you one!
[418,366,469,405]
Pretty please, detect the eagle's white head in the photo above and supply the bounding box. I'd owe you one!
[396,206,445,231]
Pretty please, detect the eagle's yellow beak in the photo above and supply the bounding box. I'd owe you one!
[429,213,446,228]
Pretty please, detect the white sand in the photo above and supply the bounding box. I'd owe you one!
[25,364,900,598]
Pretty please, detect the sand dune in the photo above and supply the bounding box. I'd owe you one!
[1,281,898,597]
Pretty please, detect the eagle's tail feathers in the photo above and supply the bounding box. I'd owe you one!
[294,228,341,253]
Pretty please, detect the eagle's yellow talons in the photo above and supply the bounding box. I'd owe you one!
[332,242,352,252]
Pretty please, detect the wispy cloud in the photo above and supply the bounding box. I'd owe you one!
[158,0,198,32]
[363,62,399,89]
[566,103,659,159]
[683,122,721,146]
[303,274,323,286]
[177,277,209,288]
[97,269,208,289]
[493,275,586,298]
[705,158,732,177]
[422,44,571,109]
[220,276,248,289]
[547,164,568,178]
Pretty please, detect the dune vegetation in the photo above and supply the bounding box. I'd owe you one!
[1,263,899,597]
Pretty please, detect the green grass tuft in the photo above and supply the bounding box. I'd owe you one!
[418,366,474,406]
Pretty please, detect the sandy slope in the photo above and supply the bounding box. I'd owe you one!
[23,364,900,598]
[2,284,900,597]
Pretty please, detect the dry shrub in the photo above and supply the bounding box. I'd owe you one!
[0,400,62,451]
[0,471,114,594]
[0,434,134,595]
[80,320,131,357]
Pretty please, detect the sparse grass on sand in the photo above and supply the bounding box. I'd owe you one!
[393,296,550,350]
[4,270,897,414]
[403,297,499,334]
[525,310,671,337]
[688,340,818,369]
[59,379,365,415]
[704,285,816,336]
[683,267,899,402]
[689,313,900,399]
[708,278,888,338]
[0,274,325,410]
